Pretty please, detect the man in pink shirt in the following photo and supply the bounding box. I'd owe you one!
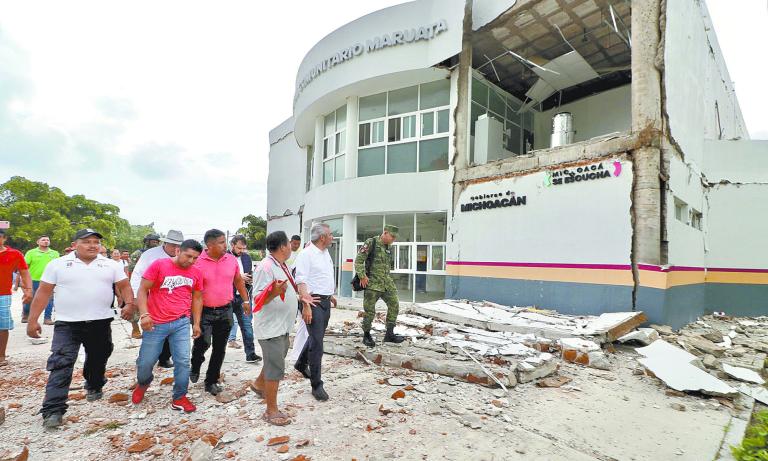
[132,239,204,412]
[190,229,251,396]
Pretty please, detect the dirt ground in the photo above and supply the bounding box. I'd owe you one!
[0,291,739,461]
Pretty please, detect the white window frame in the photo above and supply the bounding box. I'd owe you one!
[357,82,451,176]
[322,107,346,185]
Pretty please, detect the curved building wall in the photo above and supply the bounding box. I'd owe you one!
[292,0,464,144]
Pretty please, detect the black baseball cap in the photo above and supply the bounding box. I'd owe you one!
[74,228,103,240]
[144,233,161,241]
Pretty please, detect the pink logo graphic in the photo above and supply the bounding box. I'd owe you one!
[612,161,622,177]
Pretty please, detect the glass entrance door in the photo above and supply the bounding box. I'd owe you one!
[328,238,342,294]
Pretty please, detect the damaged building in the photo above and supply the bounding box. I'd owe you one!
[266,0,767,328]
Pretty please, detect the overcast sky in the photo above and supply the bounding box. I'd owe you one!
[0,0,765,241]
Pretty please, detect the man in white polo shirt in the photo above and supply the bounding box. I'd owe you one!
[27,229,134,429]
[293,222,337,402]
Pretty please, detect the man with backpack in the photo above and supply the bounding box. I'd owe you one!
[353,225,405,348]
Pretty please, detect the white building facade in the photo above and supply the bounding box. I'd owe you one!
[267,0,767,327]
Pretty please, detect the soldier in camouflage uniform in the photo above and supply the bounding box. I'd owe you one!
[354,225,405,347]
[127,233,160,338]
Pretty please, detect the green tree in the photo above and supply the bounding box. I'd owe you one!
[237,214,267,250]
[0,176,133,252]
[115,223,157,252]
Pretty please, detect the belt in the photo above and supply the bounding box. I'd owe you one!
[314,294,333,300]
[204,304,230,309]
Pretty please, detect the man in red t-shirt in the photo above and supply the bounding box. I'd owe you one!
[132,239,204,412]
[0,229,33,366]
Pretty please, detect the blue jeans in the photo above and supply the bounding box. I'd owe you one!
[136,316,190,400]
[24,280,54,319]
[228,295,255,356]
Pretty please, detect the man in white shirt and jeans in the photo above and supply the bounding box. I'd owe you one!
[293,223,337,401]
[27,229,134,428]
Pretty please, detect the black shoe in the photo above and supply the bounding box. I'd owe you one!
[42,413,63,429]
[157,359,174,368]
[86,389,103,402]
[205,383,222,396]
[294,363,311,380]
[383,323,405,344]
[245,353,262,363]
[190,371,199,384]
[362,331,376,348]
[312,386,329,401]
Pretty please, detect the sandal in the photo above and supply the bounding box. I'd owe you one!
[249,381,264,398]
[262,411,291,426]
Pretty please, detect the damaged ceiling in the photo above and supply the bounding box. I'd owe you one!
[473,0,632,110]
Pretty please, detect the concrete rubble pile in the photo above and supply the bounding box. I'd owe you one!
[324,299,647,388]
[628,315,768,403]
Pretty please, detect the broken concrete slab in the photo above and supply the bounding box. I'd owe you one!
[722,364,765,385]
[617,328,659,346]
[324,337,516,387]
[679,336,726,357]
[737,384,768,406]
[636,340,737,397]
[517,357,558,384]
[410,300,646,343]
[650,324,675,335]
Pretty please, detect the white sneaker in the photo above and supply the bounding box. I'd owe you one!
[28,337,49,345]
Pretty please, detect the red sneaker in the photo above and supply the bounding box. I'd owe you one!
[132,384,149,404]
[171,395,196,413]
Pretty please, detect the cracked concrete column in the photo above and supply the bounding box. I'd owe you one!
[451,0,473,212]
[631,0,663,267]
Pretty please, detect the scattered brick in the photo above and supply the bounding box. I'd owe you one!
[255,435,264,442]
[201,434,219,447]
[108,393,129,403]
[267,436,290,446]
[7,403,21,409]
[295,439,311,448]
[68,392,86,401]
[225,451,236,459]
[391,390,406,400]
[160,377,174,385]
[127,438,155,453]
[277,445,289,453]
[409,429,417,435]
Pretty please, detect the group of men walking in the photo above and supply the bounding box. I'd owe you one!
[0,219,409,428]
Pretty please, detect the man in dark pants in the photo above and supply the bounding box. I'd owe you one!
[190,229,251,396]
[27,229,134,428]
[293,223,337,401]
[227,234,260,363]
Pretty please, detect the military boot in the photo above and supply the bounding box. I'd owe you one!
[362,330,376,348]
[383,323,405,343]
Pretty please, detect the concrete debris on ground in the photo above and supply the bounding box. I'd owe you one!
[634,315,768,403]
[408,300,646,342]
[326,300,646,388]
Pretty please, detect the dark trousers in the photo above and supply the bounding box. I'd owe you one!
[190,306,233,385]
[41,318,114,417]
[295,298,331,390]
[231,294,255,357]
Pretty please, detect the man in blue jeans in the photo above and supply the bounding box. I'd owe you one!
[132,239,204,412]
[226,235,260,363]
[22,235,59,324]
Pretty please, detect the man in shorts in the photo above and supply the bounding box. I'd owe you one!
[250,231,298,426]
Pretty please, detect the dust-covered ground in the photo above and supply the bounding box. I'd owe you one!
[0,291,738,461]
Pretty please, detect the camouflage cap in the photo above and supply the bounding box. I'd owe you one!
[383,224,399,237]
